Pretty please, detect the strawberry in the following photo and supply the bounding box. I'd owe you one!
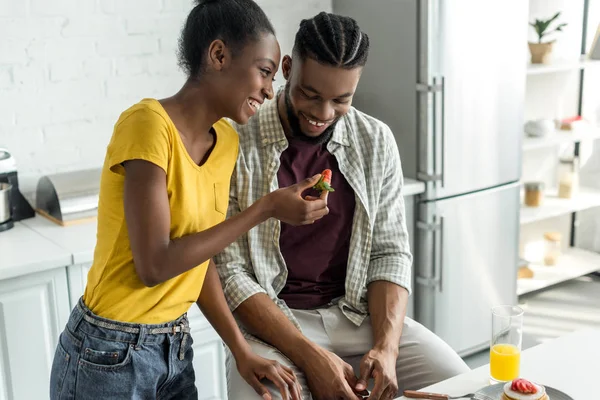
[525,381,537,394]
[511,379,522,392]
[313,169,335,193]
[511,379,538,394]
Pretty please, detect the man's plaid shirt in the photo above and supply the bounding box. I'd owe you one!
[214,89,413,329]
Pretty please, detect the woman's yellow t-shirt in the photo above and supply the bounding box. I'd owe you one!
[83,99,239,324]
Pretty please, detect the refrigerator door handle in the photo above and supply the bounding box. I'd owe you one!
[440,76,446,188]
[416,218,442,292]
[433,76,446,188]
[416,77,445,186]
[436,216,444,292]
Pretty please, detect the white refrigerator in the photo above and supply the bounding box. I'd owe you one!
[333,0,528,355]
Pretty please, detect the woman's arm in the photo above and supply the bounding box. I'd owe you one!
[123,160,327,287]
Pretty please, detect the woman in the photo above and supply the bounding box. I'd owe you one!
[49,1,328,399]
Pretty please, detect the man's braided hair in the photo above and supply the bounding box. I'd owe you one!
[292,12,370,68]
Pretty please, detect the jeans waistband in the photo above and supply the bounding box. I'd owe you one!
[71,297,191,360]
[71,297,190,336]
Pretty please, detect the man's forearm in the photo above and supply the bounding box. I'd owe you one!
[367,281,409,354]
[234,293,320,369]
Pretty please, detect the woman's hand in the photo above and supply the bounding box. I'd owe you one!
[261,174,329,225]
[236,351,302,400]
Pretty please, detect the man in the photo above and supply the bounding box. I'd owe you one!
[214,12,469,400]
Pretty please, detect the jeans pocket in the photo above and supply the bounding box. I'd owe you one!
[49,334,71,399]
[79,336,133,371]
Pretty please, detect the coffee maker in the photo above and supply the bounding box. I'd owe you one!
[0,149,35,232]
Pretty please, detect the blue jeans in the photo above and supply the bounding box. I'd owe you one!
[49,298,197,400]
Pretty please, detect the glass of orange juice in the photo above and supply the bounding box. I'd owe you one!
[490,305,523,383]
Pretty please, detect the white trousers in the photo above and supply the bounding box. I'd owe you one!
[226,305,470,399]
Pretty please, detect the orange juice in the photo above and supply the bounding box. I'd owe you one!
[490,343,520,381]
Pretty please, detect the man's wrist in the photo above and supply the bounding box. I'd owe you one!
[373,333,400,357]
[372,339,400,357]
[286,336,323,370]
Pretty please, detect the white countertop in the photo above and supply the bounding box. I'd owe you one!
[20,216,97,265]
[398,329,599,400]
[0,222,72,281]
[403,178,426,197]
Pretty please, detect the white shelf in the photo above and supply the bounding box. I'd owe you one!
[520,187,600,225]
[403,178,426,196]
[522,126,600,151]
[517,248,600,296]
[527,56,600,75]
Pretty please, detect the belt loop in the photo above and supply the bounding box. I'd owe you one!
[178,317,190,360]
[179,328,188,361]
[135,325,146,350]
[70,297,86,332]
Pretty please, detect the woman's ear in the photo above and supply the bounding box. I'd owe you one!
[207,39,231,71]
[281,55,292,80]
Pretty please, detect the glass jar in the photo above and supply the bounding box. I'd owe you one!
[524,182,544,207]
[543,231,562,266]
[557,157,579,199]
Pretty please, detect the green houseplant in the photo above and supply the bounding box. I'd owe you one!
[529,12,567,64]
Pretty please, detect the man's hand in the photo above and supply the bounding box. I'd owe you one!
[302,347,362,400]
[235,351,302,400]
[355,348,399,400]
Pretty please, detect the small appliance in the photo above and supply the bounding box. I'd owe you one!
[0,148,35,232]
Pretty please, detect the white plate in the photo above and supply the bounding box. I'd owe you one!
[477,383,574,400]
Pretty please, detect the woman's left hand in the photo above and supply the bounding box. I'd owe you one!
[236,351,302,400]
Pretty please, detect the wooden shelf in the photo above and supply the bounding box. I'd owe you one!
[522,126,600,151]
[517,248,600,296]
[520,187,600,225]
[526,56,600,76]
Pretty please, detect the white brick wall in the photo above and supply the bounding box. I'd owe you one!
[0,0,331,176]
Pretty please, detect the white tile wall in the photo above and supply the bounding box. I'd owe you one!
[0,0,331,176]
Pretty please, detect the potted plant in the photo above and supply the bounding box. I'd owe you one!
[529,12,567,64]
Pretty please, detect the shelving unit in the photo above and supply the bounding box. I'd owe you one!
[526,56,600,76]
[522,126,600,151]
[518,0,600,298]
[517,248,600,295]
[520,187,600,224]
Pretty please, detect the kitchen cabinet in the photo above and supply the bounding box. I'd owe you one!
[0,268,70,400]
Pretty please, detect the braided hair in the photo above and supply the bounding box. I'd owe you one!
[178,0,275,79]
[292,12,369,68]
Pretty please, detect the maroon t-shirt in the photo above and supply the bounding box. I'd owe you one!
[277,139,356,309]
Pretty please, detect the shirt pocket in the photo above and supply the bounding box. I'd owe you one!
[214,182,229,216]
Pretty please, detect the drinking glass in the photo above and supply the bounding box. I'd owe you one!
[489,305,523,383]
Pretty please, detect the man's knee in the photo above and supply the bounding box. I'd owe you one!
[226,337,309,400]
[398,318,470,389]
[421,326,468,376]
